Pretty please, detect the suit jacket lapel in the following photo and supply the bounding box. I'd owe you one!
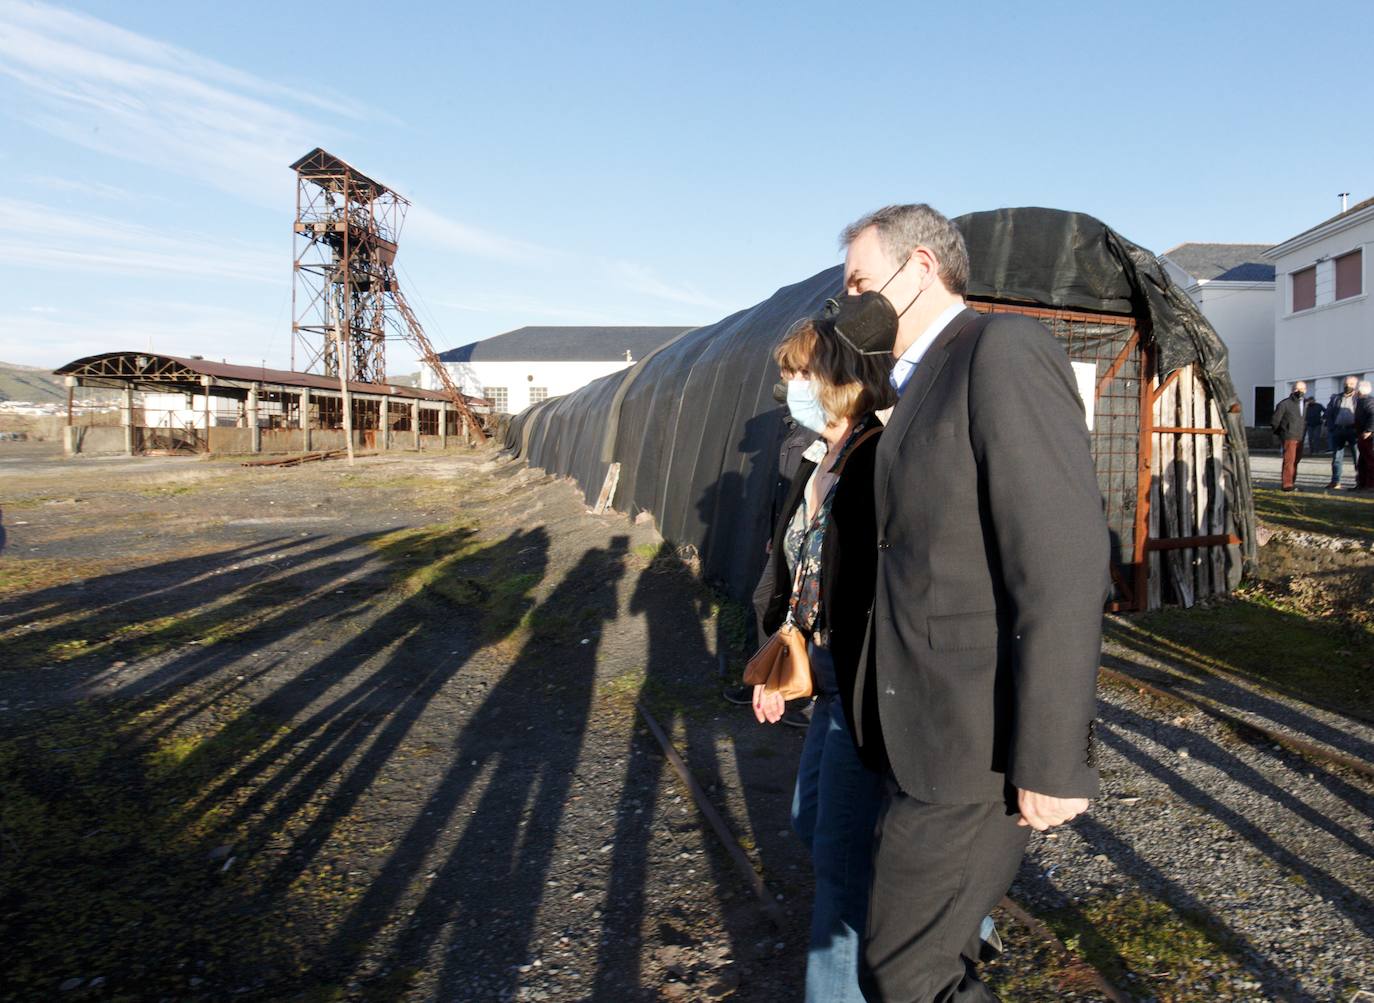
[876,308,980,511]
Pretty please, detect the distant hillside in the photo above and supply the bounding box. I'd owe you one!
[0,362,122,404]
[0,362,67,403]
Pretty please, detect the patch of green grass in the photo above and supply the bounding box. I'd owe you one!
[1040,892,1248,1000]
[1254,486,1374,543]
[0,697,368,1000]
[1112,593,1374,717]
[0,557,114,597]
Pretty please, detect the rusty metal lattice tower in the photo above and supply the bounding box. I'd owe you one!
[290,147,485,438]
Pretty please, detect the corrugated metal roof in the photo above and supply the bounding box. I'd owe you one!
[438,326,693,363]
[54,352,482,404]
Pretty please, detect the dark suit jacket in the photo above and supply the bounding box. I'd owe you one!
[1271,395,1305,441]
[852,308,1109,803]
[759,421,882,735]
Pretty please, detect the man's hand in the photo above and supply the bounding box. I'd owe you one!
[753,684,785,725]
[1016,789,1088,831]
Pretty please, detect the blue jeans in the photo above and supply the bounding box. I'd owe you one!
[791,678,884,1003]
[1331,427,1358,484]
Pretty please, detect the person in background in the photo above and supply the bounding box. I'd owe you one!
[723,381,817,727]
[753,315,892,1002]
[1271,381,1308,492]
[1326,375,1361,489]
[1305,395,1326,454]
[1355,380,1374,492]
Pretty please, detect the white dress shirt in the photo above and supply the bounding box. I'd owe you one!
[889,302,969,394]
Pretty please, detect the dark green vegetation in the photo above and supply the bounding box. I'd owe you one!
[1254,485,1374,543]
[0,515,548,1001]
[1113,486,1374,718]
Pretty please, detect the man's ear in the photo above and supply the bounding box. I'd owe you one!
[912,245,942,289]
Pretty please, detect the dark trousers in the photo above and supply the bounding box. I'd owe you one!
[1358,435,1374,490]
[860,783,1029,1002]
[1280,438,1303,490]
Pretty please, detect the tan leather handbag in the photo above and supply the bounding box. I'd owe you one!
[742,619,813,700]
[743,545,813,700]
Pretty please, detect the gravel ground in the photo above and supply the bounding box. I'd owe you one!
[1,442,1371,1001]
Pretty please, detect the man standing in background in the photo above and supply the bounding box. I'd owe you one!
[1355,381,1374,492]
[1326,376,1361,489]
[1305,395,1326,455]
[1271,381,1307,492]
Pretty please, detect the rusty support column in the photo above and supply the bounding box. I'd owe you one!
[411,399,420,451]
[64,376,76,456]
[1132,345,1154,609]
[201,374,212,454]
[300,387,312,452]
[248,383,261,454]
[122,385,135,456]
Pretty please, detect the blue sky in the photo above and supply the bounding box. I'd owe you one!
[1,0,1371,373]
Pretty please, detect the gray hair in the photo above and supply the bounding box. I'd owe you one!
[839,203,970,296]
[1360,380,1372,394]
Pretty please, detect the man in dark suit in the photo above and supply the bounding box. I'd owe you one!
[839,204,1109,1002]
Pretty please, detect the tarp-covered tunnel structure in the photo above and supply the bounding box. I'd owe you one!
[506,207,1257,612]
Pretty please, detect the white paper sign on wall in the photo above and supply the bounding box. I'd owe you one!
[1071,360,1098,431]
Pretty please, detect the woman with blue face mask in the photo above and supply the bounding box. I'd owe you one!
[753,317,894,1003]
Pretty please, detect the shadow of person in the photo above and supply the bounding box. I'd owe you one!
[321,535,631,1000]
[590,534,807,1000]
[0,504,7,556]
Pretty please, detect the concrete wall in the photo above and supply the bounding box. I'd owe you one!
[65,425,127,455]
[431,359,635,414]
[1271,213,1374,400]
[0,412,119,441]
[207,427,252,454]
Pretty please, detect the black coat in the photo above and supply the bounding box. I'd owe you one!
[1357,395,1374,436]
[758,421,882,731]
[855,309,1110,804]
[1271,395,1306,441]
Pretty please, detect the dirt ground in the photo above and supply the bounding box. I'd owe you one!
[4,442,1370,1002]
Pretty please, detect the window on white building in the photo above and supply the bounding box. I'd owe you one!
[1335,249,1363,301]
[485,387,509,412]
[1291,266,1316,312]
[529,387,549,404]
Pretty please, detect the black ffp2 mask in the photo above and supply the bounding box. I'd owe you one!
[819,256,925,356]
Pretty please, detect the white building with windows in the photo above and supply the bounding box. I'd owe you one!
[1263,197,1374,404]
[428,326,693,414]
[1161,243,1276,426]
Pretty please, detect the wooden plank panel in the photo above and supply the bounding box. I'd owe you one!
[1158,372,1193,607]
[1209,397,1228,588]
[1192,369,1210,598]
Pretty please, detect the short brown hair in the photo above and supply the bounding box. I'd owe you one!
[774,319,895,421]
[839,203,970,296]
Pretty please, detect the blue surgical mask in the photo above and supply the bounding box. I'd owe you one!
[786,378,829,433]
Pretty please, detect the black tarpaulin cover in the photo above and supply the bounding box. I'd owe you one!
[505,207,1256,602]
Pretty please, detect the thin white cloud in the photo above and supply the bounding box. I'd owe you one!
[0,197,281,284]
[22,174,139,201]
[602,259,725,310]
[0,1,729,315]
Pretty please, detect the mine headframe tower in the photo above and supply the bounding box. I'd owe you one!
[289,147,485,439]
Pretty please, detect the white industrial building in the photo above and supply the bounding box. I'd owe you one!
[1161,243,1276,426]
[1263,197,1373,403]
[429,326,692,414]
